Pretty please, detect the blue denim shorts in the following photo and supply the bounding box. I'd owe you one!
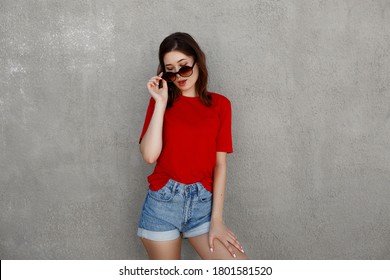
[137,179,213,241]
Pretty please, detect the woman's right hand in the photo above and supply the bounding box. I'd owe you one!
[147,72,168,104]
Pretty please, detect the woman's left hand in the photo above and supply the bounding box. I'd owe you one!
[208,219,244,258]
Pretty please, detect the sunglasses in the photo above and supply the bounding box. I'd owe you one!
[162,60,197,82]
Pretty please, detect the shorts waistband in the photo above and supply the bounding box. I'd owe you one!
[165,179,206,195]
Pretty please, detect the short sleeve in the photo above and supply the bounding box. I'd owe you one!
[139,97,156,144]
[216,98,233,153]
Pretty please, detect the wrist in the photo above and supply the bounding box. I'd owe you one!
[155,100,167,107]
[211,216,223,223]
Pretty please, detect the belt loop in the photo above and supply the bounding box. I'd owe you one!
[171,179,177,194]
[197,182,202,195]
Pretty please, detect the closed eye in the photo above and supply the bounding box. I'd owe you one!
[166,65,188,72]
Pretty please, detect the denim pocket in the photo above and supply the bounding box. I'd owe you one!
[198,184,213,202]
[148,184,174,202]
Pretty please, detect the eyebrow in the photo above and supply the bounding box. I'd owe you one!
[165,58,188,67]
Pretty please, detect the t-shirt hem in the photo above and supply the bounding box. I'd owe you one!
[216,149,234,153]
[148,177,214,193]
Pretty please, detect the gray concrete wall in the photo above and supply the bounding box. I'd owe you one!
[1,0,389,259]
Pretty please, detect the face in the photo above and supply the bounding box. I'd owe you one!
[163,51,199,94]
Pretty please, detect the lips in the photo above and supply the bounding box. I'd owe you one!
[177,80,187,87]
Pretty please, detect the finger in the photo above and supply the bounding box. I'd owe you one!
[208,235,214,253]
[152,77,160,86]
[149,76,161,85]
[227,229,237,239]
[227,231,239,242]
[148,79,158,86]
[147,82,154,90]
[161,78,167,89]
[155,76,164,87]
[228,231,237,240]
[147,82,158,91]
[149,76,160,82]
[223,241,237,258]
[227,236,245,253]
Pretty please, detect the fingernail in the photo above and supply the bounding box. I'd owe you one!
[210,248,214,253]
[241,249,245,253]
[233,253,237,258]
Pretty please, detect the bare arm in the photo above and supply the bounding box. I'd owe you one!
[139,73,168,164]
[139,101,166,164]
[209,152,244,257]
[211,152,227,222]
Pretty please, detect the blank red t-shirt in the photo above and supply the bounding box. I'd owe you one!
[139,92,233,192]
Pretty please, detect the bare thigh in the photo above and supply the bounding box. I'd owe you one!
[141,237,182,260]
[188,234,249,260]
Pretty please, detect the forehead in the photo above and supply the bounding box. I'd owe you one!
[163,51,192,65]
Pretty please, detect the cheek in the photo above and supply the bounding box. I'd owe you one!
[191,68,200,83]
[188,73,198,88]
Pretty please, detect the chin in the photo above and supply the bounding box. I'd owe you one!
[181,82,195,91]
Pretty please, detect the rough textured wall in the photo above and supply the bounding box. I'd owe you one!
[1,0,389,259]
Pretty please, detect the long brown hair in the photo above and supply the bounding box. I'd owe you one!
[157,32,212,108]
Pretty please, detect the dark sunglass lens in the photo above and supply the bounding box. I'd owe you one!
[179,66,193,77]
[162,72,176,82]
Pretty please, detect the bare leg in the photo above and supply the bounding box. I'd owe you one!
[141,237,182,260]
[188,233,249,260]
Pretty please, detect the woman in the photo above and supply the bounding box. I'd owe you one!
[137,32,248,260]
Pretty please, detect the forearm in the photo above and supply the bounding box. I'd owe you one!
[211,163,227,222]
[140,102,166,164]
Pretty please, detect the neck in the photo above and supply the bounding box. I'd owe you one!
[181,87,198,98]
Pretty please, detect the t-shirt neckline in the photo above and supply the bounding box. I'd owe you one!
[179,94,200,100]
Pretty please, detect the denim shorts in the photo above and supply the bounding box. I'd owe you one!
[137,179,213,241]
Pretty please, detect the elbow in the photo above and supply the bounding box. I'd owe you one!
[139,140,160,164]
[140,150,158,164]
[144,156,157,164]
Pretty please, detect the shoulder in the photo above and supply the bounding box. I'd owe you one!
[208,92,232,106]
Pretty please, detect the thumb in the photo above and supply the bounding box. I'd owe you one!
[162,78,168,90]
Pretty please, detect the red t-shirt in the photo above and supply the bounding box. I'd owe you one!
[139,92,233,192]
